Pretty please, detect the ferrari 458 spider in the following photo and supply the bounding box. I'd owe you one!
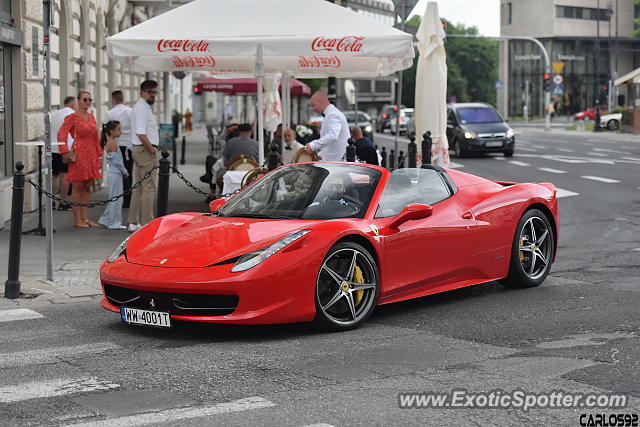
[100,162,558,331]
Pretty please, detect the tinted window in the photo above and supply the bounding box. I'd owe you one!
[375,169,451,218]
[457,107,503,124]
[220,163,381,220]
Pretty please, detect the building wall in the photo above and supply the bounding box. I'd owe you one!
[1,0,169,228]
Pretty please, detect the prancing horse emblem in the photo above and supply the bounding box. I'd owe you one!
[150,299,156,308]
[160,259,168,264]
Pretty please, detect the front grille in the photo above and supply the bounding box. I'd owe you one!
[104,284,238,316]
[478,132,506,139]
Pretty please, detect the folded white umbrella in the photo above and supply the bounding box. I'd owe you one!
[414,2,450,167]
[263,76,282,133]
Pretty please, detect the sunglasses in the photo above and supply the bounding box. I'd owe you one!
[82,98,92,102]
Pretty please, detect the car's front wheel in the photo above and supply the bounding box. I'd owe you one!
[453,139,466,158]
[313,241,379,331]
[502,209,554,288]
[607,119,620,130]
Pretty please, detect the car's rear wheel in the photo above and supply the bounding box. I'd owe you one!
[313,242,379,331]
[502,209,554,288]
[607,119,620,131]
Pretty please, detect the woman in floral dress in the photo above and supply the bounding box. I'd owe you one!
[58,90,103,228]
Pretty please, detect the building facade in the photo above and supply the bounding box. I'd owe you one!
[0,0,174,227]
[499,0,640,118]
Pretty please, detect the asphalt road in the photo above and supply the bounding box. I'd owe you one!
[1,127,639,426]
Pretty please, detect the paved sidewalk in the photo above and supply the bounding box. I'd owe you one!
[0,126,215,307]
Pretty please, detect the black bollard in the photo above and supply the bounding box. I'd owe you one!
[172,137,178,172]
[4,163,25,299]
[346,138,356,162]
[421,131,433,167]
[381,146,387,168]
[389,149,396,170]
[180,135,186,165]
[408,134,417,168]
[268,143,280,171]
[157,151,171,217]
[398,150,405,168]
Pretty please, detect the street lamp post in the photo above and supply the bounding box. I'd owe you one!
[43,0,54,281]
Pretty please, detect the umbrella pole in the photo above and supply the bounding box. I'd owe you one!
[256,45,265,164]
[281,73,287,150]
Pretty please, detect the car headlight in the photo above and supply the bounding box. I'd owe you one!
[107,236,130,263]
[506,128,515,138]
[231,230,311,272]
[364,125,372,133]
[464,130,477,139]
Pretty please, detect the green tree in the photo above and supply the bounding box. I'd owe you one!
[401,16,499,107]
[633,0,640,37]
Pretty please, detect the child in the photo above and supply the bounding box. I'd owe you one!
[98,121,128,230]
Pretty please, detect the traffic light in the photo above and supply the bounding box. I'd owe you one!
[542,73,551,91]
[193,86,201,95]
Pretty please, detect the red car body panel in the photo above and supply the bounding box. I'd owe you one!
[100,163,559,325]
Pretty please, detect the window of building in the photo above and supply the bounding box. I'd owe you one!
[501,2,512,25]
[556,5,610,21]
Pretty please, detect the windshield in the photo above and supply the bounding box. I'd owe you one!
[457,107,503,124]
[219,163,381,220]
[345,112,369,123]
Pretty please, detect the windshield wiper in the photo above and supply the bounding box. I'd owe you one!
[232,213,298,220]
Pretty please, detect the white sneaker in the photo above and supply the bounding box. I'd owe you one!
[127,223,142,232]
[110,225,127,230]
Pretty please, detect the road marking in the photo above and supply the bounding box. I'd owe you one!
[66,396,276,427]
[530,145,545,149]
[538,167,567,174]
[0,342,121,369]
[593,148,629,154]
[517,146,537,152]
[623,156,640,161]
[509,161,530,166]
[556,188,579,198]
[581,175,620,183]
[0,377,119,403]
[448,162,464,169]
[492,157,506,160]
[302,424,336,427]
[0,308,43,323]
[556,148,574,153]
[587,152,608,157]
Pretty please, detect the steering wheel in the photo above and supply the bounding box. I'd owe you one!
[339,194,363,212]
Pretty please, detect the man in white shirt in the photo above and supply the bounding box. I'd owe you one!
[281,128,303,164]
[50,96,76,209]
[105,90,133,208]
[305,91,349,161]
[127,80,159,231]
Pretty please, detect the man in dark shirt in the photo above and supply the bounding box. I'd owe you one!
[351,126,379,165]
[223,123,259,167]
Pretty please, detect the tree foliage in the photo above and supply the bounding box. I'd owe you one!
[401,16,499,107]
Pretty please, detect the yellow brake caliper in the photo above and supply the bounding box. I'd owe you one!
[519,237,525,262]
[353,265,365,306]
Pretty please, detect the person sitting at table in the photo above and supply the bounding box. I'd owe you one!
[281,127,303,164]
[351,126,379,165]
[222,123,259,168]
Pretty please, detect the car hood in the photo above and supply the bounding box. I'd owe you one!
[462,122,510,135]
[125,213,317,268]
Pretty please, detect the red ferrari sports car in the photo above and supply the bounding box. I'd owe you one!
[100,162,558,331]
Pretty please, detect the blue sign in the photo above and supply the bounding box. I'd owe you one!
[552,84,564,96]
[495,80,503,89]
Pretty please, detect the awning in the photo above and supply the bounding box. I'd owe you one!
[197,77,311,96]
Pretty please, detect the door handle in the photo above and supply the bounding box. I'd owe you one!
[462,211,473,219]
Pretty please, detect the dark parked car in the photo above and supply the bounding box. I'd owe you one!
[344,110,374,141]
[446,103,515,158]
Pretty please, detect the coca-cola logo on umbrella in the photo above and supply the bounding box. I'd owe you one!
[172,56,216,68]
[311,36,365,52]
[157,39,211,53]
[298,56,342,68]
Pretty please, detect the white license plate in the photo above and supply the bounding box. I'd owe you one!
[120,307,171,328]
[485,141,504,147]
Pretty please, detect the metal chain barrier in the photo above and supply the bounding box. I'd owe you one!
[25,164,160,208]
[173,167,242,200]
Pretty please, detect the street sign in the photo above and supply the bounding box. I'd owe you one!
[391,0,419,22]
[495,80,503,89]
[551,84,564,96]
[552,74,563,85]
[552,61,565,74]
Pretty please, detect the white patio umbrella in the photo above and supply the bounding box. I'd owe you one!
[107,0,414,163]
[263,76,282,133]
[414,2,450,167]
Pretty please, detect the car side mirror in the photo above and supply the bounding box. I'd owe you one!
[388,203,433,229]
[209,198,226,213]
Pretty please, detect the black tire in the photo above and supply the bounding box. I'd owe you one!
[607,119,619,131]
[502,209,555,288]
[503,150,514,157]
[453,139,466,158]
[313,241,379,331]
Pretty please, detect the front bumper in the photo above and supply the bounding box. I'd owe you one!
[99,253,319,325]
[461,137,515,153]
